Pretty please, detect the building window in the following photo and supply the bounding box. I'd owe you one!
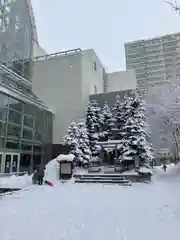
[94,84,97,94]
[23,115,33,128]
[22,128,33,140]
[93,61,97,71]
[8,109,22,125]
[7,124,21,139]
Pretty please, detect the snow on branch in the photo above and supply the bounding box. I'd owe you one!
[147,76,180,152]
[165,0,180,13]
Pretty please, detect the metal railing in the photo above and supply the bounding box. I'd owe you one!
[0,81,50,111]
[33,48,82,62]
[0,64,32,87]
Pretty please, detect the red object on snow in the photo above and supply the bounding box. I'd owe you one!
[44,180,53,186]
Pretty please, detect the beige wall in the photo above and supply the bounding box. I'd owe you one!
[33,42,47,57]
[106,69,137,92]
[31,53,83,143]
[81,49,104,109]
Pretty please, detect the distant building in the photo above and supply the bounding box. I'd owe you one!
[125,32,180,92]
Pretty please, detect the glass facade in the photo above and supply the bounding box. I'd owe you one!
[0,0,53,173]
[0,91,53,172]
[0,0,36,79]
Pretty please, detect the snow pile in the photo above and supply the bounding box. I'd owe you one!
[56,154,75,162]
[0,174,32,188]
[153,163,180,179]
[45,154,74,182]
[44,158,59,182]
[139,166,153,174]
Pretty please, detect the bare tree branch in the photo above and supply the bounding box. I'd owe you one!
[165,0,180,12]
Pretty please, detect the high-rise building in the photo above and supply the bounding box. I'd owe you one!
[125,32,180,91]
[0,0,53,174]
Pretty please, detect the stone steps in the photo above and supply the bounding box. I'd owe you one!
[74,179,132,186]
[73,173,126,178]
[73,173,132,185]
[77,176,126,181]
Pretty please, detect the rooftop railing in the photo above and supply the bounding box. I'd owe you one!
[33,48,82,62]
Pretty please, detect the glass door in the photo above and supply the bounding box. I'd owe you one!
[12,154,20,173]
[4,154,11,173]
[1,153,20,174]
[0,153,3,173]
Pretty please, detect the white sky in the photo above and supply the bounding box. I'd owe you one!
[31,0,180,71]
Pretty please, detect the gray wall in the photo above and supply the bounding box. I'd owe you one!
[31,50,105,143]
[31,53,84,143]
[89,90,133,108]
[90,90,169,153]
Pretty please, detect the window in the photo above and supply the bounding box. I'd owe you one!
[94,84,97,94]
[7,124,21,138]
[24,103,36,116]
[21,141,32,151]
[0,121,6,136]
[93,61,97,71]
[22,128,33,140]
[8,109,22,125]
[0,92,9,108]
[9,97,23,112]
[23,115,33,128]
[33,145,42,152]
[6,139,20,149]
[0,108,7,121]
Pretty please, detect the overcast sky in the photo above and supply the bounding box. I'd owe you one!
[31,0,180,72]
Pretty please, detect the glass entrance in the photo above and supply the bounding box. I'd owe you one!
[0,153,3,173]
[0,153,20,174]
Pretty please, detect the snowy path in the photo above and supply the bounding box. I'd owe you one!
[0,180,180,240]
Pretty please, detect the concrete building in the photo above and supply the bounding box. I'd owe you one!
[0,0,53,174]
[33,42,48,57]
[106,69,136,93]
[31,49,136,143]
[125,32,180,91]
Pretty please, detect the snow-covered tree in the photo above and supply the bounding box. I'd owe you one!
[101,101,114,141]
[118,94,154,166]
[63,121,79,155]
[85,101,101,156]
[112,95,126,140]
[91,100,104,138]
[77,122,91,164]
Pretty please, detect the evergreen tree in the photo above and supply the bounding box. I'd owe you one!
[101,101,114,141]
[86,101,101,156]
[112,95,125,140]
[63,121,80,155]
[91,100,103,138]
[77,122,91,164]
[119,94,153,167]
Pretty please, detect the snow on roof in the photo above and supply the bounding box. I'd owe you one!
[56,154,75,162]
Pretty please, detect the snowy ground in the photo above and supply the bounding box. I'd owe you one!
[0,163,180,240]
